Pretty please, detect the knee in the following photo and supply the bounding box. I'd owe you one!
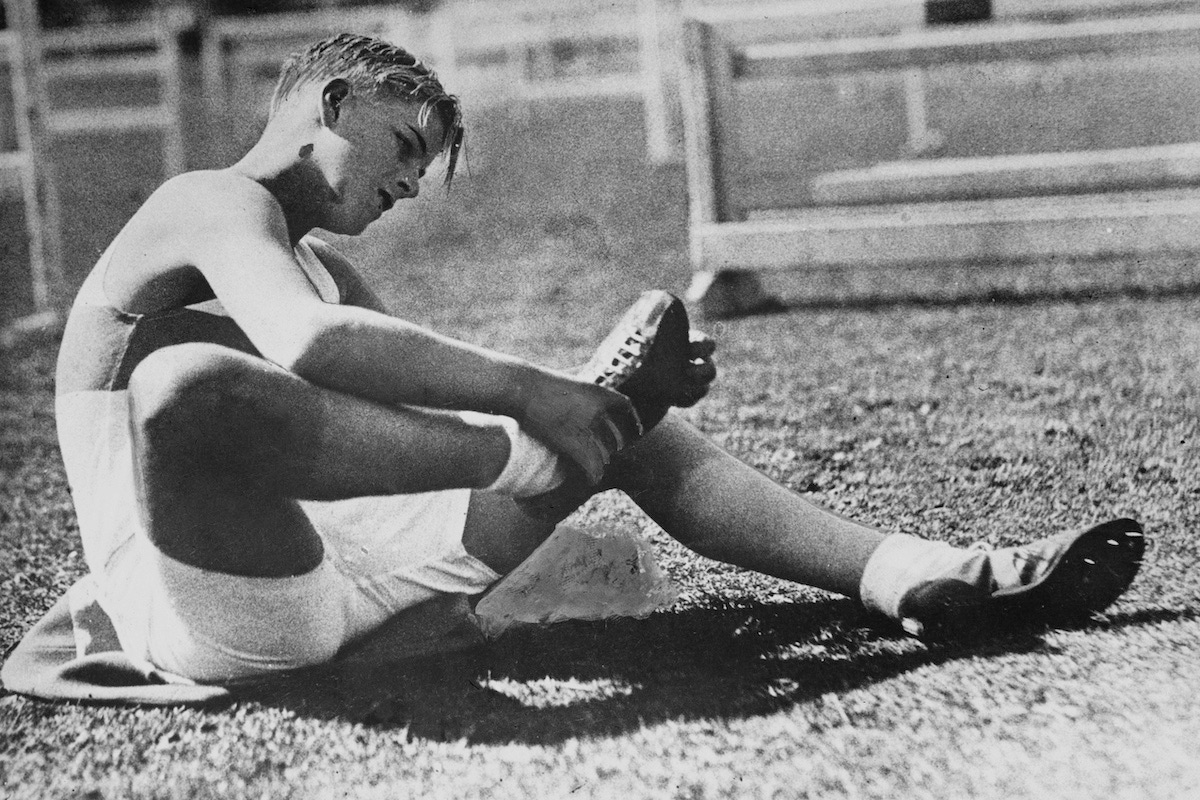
[127,344,268,460]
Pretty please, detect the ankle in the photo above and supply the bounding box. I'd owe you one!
[468,413,566,498]
[858,534,975,619]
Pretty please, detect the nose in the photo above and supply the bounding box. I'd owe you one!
[395,173,419,199]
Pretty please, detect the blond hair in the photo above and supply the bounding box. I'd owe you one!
[272,33,463,183]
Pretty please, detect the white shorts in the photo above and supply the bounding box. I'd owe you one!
[96,513,499,683]
[57,391,501,683]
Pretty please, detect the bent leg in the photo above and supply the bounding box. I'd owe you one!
[460,492,559,576]
[127,343,511,577]
[611,413,886,599]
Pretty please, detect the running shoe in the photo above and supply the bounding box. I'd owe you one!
[580,289,695,431]
[516,290,695,521]
[896,517,1147,639]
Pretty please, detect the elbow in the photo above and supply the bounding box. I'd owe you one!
[273,315,357,379]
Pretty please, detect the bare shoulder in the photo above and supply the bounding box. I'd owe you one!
[98,171,291,311]
[142,170,285,238]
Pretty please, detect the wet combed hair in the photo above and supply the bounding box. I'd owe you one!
[271,33,464,184]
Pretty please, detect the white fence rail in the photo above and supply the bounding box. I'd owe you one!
[39,10,190,180]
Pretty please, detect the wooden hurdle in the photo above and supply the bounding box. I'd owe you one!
[993,0,1199,20]
[435,0,679,164]
[38,8,191,181]
[1,0,64,344]
[680,4,1200,316]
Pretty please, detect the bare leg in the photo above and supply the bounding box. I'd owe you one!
[461,412,1144,636]
[127,343,511,577]
[611,414,885,599]
[460,412,886,599]
[461,492,558,576]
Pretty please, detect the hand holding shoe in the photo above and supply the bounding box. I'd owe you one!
[514,368,641,485]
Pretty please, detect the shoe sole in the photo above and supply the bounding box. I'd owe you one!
[590,291,686,383]
[898,517,1146,640]
[587,290,691,430]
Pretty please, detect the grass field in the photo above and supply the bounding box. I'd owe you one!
[3,97,1200,799]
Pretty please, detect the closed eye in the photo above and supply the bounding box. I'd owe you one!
[406,123,429,156]
[394,132,415,158]
[394,132,428,179]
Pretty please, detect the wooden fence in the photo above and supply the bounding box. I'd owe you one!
[434,0,679,164]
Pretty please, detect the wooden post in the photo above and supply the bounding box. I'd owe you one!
[158,7,188,176]
[1,0,65,336]
[638,0,676,164]
[679,17,778,318]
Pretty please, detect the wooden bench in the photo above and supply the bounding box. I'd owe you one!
[680,4,1200,316]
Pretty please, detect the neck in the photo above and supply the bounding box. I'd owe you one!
[230,127,326,246]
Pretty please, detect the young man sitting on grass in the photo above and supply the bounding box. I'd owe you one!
[17,34,1145,688]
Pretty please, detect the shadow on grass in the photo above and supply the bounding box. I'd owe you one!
[228,598,1092,745]
[776,278,1200,315]
[1061,605,1198,632]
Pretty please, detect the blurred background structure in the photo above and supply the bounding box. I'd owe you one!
[3,0,1200,335]
[1,0,62,343]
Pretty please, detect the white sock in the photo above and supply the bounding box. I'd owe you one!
[459,411,566,498]
[858,534,977,620]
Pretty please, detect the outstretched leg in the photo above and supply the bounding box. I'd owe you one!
[455,411,887,597]
[610,416,1144,636]
[485,288,1146,637]
[611,414,885,599]
[492,409,1146,638]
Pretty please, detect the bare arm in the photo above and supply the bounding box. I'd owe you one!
[179,175,637,481]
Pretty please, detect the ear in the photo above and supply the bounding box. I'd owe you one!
[320,79,352,127]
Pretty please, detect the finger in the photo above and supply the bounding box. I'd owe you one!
[573,429,607,485]
[601,415,628,451]
[591,414,622,457]
[568,449,605,487]
[688,331,716,360]
[607,393,643,442]
[686,359,717,386]
[588,389,632,450]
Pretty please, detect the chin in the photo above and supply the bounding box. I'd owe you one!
[324,213,374,237]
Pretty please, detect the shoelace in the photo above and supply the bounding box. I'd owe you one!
[1008,548,1053,584]
[964,542,1055,591]
[594,332,649,388]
